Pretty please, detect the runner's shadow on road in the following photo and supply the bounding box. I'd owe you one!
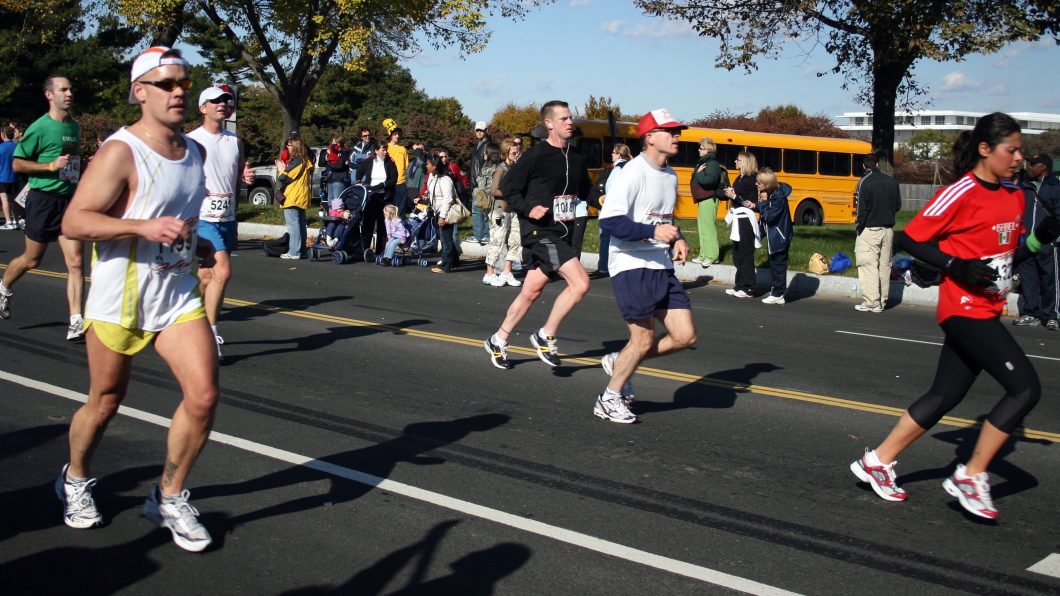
[221,296,355,324]
[283,520,531,595]
[196,414,509,533]
[220,318,430,365]
[895,417,1049,500]
[0,424,67,460]
[633,362,782,418]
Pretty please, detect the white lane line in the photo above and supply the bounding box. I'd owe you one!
[0,369,798,596]
[1028,553,1060,578]
[835,330,1060,362]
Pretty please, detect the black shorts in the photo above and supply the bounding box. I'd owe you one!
[526,234,579,276]
[25,189,73,243]
[611,268,691,320]
[0,182,18,198]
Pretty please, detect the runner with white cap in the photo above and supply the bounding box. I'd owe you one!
[55,46,218,552]
[188,85,253,362]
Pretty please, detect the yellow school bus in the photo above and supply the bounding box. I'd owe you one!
[570,119,871,225]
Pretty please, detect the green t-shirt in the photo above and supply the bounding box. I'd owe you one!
[14,113,81,196]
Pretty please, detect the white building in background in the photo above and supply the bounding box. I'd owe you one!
[835,110,1060,145]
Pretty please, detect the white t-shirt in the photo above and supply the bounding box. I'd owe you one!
[187,126,241,222]
[598,154,676,276]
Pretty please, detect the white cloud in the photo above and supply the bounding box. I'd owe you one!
[601,19,624,35]
[985,83,1008,96]
[940,71,976,92]
[992,46,1025,68]
[570,0,591,5]
[472,78,506,95]
[413,53,440,67]
[623,19,697,39]
[534,75,553,92]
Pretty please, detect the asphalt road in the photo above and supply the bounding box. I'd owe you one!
[1,232,1059,595]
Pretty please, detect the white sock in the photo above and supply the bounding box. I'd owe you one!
[65,470,88,484]
[70,314,83,324]
[538,328,552,340]
[211,324,218,336]
[603,387,622,399]
[491,333,507,347]
[865,449,886,467]
[0,281,9,296]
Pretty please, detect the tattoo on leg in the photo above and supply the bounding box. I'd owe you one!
[163,459,180,487]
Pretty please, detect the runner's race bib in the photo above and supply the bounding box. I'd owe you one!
[644,212,675,247]
[983,250,1014,298]
[59,156,81,183]
[203,192,232,220]
[553,194,576,222]
[152,228,198,277]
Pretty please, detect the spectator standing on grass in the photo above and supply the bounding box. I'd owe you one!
[407,142,427,201]
[753,168,793,305]
[1014,154,1060,329]
[387,127,410,215]
[0,126,18,229]
[350,127,374,183]
[691,138,726,266]
[323,136,351,202]
[853,154,902,313]
[426,156,459,273]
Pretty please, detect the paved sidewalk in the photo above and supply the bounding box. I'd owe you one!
[238,221,1022,311]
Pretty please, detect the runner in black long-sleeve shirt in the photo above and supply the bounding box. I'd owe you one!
[482,100,591,369]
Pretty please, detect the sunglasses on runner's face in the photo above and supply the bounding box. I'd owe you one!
[138,78,193,92]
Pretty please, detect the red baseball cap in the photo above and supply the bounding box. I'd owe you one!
[636,108,688,137]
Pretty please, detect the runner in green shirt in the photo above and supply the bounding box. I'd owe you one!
[0,74,86,341]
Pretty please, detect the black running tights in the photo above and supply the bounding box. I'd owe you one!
[908,316,1040,434]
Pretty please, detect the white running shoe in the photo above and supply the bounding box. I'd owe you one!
[593,393,637,424]
[0,222,16,230]
[691,257,704,265]
[762,295,786,305]
[732,290,752,299]
[850,449,907,502]
[600,352,634,405]
[0,288,11,320]
[144,485,213,552]
[499,272,522,287]
[942,464,998,519]
[66,315,85,341]
[55,464,103,529]
[326,237,338,248]
[724,288,736,296]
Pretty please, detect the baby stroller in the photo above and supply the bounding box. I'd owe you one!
[375,211,438,267]
[309,184,375,264]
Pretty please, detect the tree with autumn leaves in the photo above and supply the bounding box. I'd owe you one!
[636,0,1060,165]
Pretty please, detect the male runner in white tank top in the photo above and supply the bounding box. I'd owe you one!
[55,46,219,552]
[188,86,253,362]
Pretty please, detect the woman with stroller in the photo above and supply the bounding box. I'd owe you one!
[357,142,396,254]
[274,137,313,259]
[426,156,460,273]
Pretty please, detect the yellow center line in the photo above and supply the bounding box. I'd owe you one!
[6,264,1059,443]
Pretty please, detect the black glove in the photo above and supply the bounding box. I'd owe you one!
[946,257,998,287]
[1034,215,1060,246]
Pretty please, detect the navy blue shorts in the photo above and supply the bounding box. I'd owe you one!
[24,189,72,243]
[198,220,237,253]
[611,268,691,321]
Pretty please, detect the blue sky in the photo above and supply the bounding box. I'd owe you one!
[404,1,1060,124]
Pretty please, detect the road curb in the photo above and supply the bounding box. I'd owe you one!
[238,221,1021,311]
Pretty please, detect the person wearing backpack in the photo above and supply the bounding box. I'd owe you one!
[406,142,427,203]
[691,138,727,266]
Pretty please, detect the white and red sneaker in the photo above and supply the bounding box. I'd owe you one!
[850,449,907,502]
[942,464,998,520]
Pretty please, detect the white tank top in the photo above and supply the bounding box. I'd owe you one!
[187,126,241,222]
[85,127,206,332]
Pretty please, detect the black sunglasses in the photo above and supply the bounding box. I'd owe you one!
[139,78,192,92]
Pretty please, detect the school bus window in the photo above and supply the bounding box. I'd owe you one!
[819,151,851,176]
[672,141,698,168]
[784,149,817,174]
[624,138,641,158]
[748,146,782,171]
[852,158,865,177]
[716,143,741,167]
[577,138,603,169]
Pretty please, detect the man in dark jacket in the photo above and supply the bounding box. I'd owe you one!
[1015,154,1060,329]
[468,121,493,243]
[853,154,901,313]
[482,100,591,370]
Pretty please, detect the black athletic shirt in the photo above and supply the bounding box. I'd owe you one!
[500,141,591,241]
